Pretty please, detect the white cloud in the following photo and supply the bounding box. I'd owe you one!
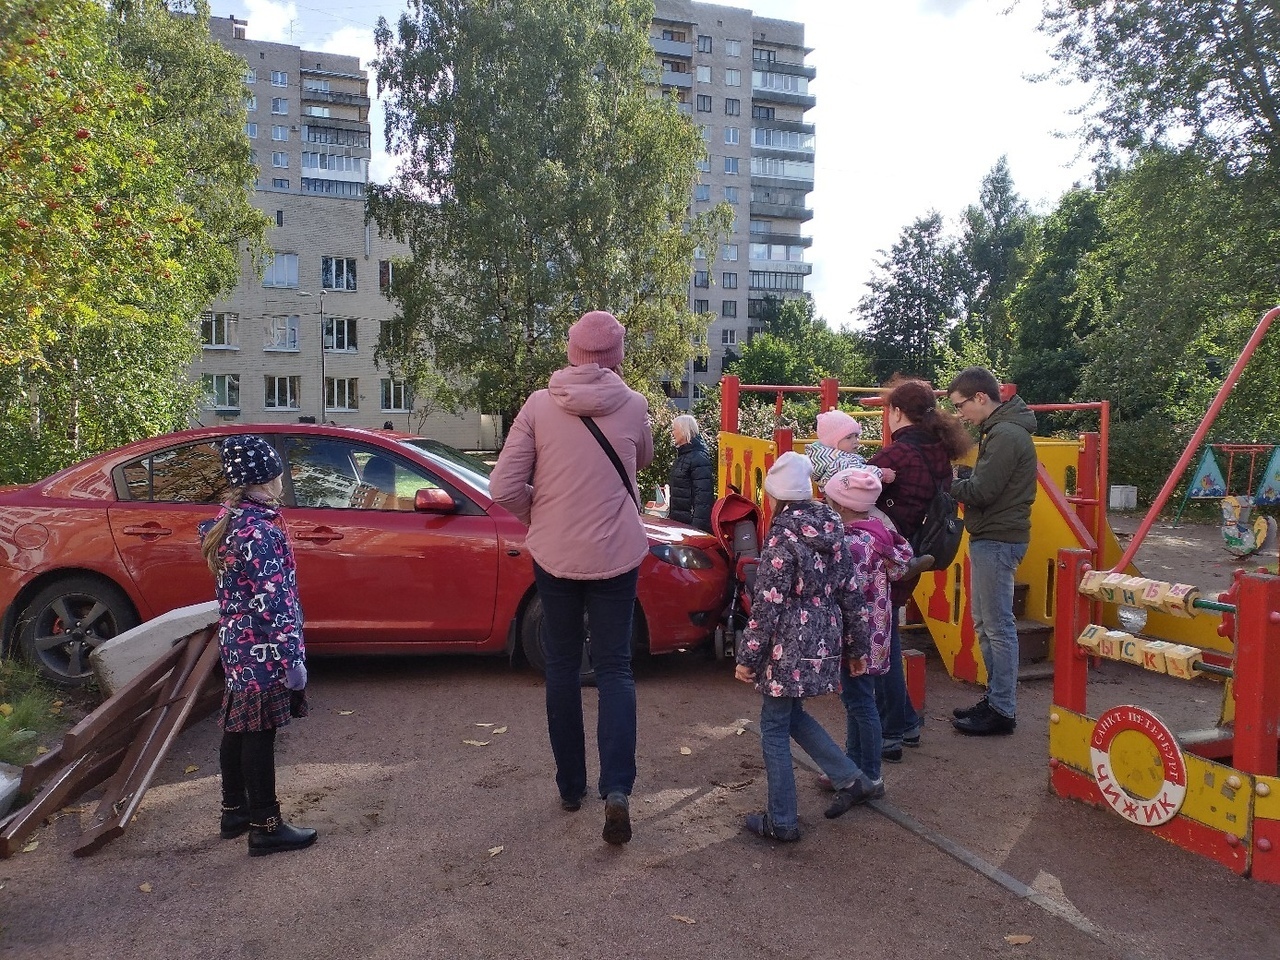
[917,0,977,16]
[314,26,397,183]
[242,0,298,43]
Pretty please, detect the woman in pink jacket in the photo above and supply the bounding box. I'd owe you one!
[489,310,653,846]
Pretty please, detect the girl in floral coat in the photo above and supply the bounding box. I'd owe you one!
[734,452,878,841]
[199,435,316,857]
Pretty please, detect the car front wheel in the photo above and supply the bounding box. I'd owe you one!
[18,576,139,687]
[519,594,646,683]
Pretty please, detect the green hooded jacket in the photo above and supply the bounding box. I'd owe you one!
[951,395,1038,543]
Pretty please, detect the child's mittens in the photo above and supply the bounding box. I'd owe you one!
[880,467,896,484]
[284,662,308,690]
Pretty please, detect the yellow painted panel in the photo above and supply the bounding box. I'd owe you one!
[1049,707,1094,772]
[1179,753,1253,834]
[1254,775,1280,821]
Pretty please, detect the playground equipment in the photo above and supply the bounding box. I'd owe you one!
[1048,305,1280,883]
[1175,443,1280,557]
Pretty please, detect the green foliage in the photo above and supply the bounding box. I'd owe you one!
[0,659,60,766]
[1106,413,1195,507]
[0,0,268,482]
[729,296,873,391]
[369,0,731,428]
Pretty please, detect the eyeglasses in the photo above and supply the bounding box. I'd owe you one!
[952,396,975,410]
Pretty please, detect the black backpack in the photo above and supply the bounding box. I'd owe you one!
[910,481,963,569]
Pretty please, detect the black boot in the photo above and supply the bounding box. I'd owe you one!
[247,805,318,857]
[220,804,251,839]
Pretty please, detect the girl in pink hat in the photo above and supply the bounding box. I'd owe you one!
[806,409,896,491]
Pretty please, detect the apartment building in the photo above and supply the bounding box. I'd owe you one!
[195,16,497,450]
[651,1,816,407]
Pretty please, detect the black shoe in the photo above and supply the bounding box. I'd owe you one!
[824,778,872,819]
[881,745,904,763]
[219,805,251,840]
[248,808,318,857]
[903,730,922,748]
[744,812,801,842]
[952,700,1016,736]
[953,696,989,720]
[602,791,632,845]
[560,792,587,812]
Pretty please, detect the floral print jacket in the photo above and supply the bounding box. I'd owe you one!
[843,519,915,675]
[736,500,868,698]
[203,498,305,693]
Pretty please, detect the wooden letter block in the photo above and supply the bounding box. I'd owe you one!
[1099,573,1131,603]
[1119,633,1145,665]
[1140,639,1172,674]
[1078,571,1109,599]
[1139,579,1173,612]
[1164,644,1204,679]
[1076,624,1106,654]
[1098,630,1132,661]
[1161,583,1201,618]
[1117,577,1150,607]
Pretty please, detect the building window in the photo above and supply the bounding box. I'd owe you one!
[752,105,775,120]
[697,35,712,53]
[304,125,370,148]
[265,376,300,410]
[321,256,357,291]
[303,79,330,93]
[264,315,299,351]
[722,300,737,318]
[722,243,738,261]
[694,183,710,201]
[203,374,240,410]
[272,125,289,141]
[245,122,257,138]
[722,328,737,345]
[696,65,711,83]
[748,298,767,318]
[750,219,770,234]
[696,156,710,172]
[245,68,257,84]
[693,270,709,288]
[245,94,257,112]
[693,298,709,313]
[381,378,410,412]
[693,245,705,260]
[271,98,288,115]
[301,177,364,197]
[275,209,284,227]
[696,94,712,112]
[305,106,331,118]
[270,178,289,189]
[724,98,740,116]
[302,153,367,176]
[753,48,777,64]
[262,252,298,288]
[724,185,739,202]
[725,39,741,57]
[724,126,739,145]
[200,311,238,348]
[725,69,741,87]
[661,28,686,42]
[750,270,807,292]
[326,377,358,411]
[723,271,738,289]
[271,151,288,168]
[379,260,397,295]
[327,317,357,351]
[270,70,288,87]
[724,156,739,174]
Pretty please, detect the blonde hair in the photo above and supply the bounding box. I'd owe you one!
[200,488,246,575]
[671,414,701,446]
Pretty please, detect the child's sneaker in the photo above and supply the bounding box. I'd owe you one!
[881,744,904,763]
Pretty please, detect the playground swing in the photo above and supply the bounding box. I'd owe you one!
[1173,443,1280,557]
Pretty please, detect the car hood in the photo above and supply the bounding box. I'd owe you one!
[643,516,719,547]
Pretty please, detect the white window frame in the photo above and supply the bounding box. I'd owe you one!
[696,65,711,83]
[271,98,288,115]
[724,126,739,145]
[722,243,738,261]
[245,122,257,139]
[264,375,300,410]
[326,377,358,412]
[271,151,288,168]
[245,68,257,84]
[724,156,739,174]
[725,68,741,87]
[725,39,741,57]
[321,256,357,292]
[721,328,737,345]
[203,373,240,410]
[200,311,238,349]
[272,125,289,141]
[270,71,288,87]
[327,316,357,352]
[264,315,300,351]
[245,94,257,112]
[262,252,298,288]
[381,378,411,412]
[724,185,739,203]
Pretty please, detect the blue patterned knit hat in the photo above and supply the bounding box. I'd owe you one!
[221,435,283,487]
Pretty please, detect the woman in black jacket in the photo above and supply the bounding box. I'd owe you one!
[667,415,714,532]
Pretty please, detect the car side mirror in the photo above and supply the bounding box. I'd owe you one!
[414,488,456,514]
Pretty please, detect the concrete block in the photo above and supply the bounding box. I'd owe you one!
[90,601,219,697]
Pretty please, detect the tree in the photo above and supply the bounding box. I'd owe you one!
[732,295,872,390]
[369,0,731,430]
[0,0,267,482]
[856,212,963,383]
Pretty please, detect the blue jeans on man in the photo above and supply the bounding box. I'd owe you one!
[533,564,639,804]
[759,695,865,832]
[966,539,1028,719]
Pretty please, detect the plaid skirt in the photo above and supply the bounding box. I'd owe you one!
[220,684,306,732]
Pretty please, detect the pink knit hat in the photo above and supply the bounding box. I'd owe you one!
[816,409,861,448]
[568,310,625,368]
[825,467,882,513]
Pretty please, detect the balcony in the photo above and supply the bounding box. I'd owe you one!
[651,36,693,58]
[301,88,372,109]
[660,69,693,90]
[750,259,812,276]
[752,232,813,248]
[751,173,815,194]
[763,59,816,80]
[751,87,816,110]
[749,200,813,222]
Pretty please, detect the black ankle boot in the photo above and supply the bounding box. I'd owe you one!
[247,806,318,857]
[220,804,251,839]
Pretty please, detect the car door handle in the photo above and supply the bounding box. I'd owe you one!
[122,523,173,538]
[294,528,345,543]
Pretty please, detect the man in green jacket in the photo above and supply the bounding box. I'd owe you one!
[946,367,1038,735]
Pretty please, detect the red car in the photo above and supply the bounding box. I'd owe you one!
[0,424,729,685]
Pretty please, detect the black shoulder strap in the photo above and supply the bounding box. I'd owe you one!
[580,416,641,513]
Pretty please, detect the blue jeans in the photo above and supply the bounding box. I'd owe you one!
[875,614,923,749]
[967,539,1028,719]
[759,695,863,831]
[533,563,639,802]
[840,670,881,781]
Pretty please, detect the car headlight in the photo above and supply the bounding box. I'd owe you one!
[649,543,714,569]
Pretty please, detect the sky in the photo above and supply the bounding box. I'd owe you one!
[216,0,1094,329]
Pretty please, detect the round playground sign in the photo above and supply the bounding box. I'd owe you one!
[1089,705,1187,827]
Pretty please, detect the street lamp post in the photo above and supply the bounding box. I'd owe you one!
[298,290,326,422]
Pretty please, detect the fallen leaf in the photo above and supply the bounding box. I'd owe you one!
[35,746,48,755]
[51,701,63,708]
[671,915,697,925]
[139,883,152,894]
[488,845,504,857]
[1005,935,1033,946]
[337,710,354,716]
[183,765,198,774]
[0,704,12,718]
[476,722,495,727]
[492,726,508,735]
[21,840,37,853]
[679,746,692,755]
[462,739,491,747]
[735,728,745,735]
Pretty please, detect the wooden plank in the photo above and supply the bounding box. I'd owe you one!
[61,641,186,757]
[0,745,127,858]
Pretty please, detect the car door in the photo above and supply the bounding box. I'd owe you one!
[107,440,230,618]
[279,435,500,647]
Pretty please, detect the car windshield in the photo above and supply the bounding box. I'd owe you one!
[403,438,492,493]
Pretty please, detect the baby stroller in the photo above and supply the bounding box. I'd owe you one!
[709,492,763,660]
